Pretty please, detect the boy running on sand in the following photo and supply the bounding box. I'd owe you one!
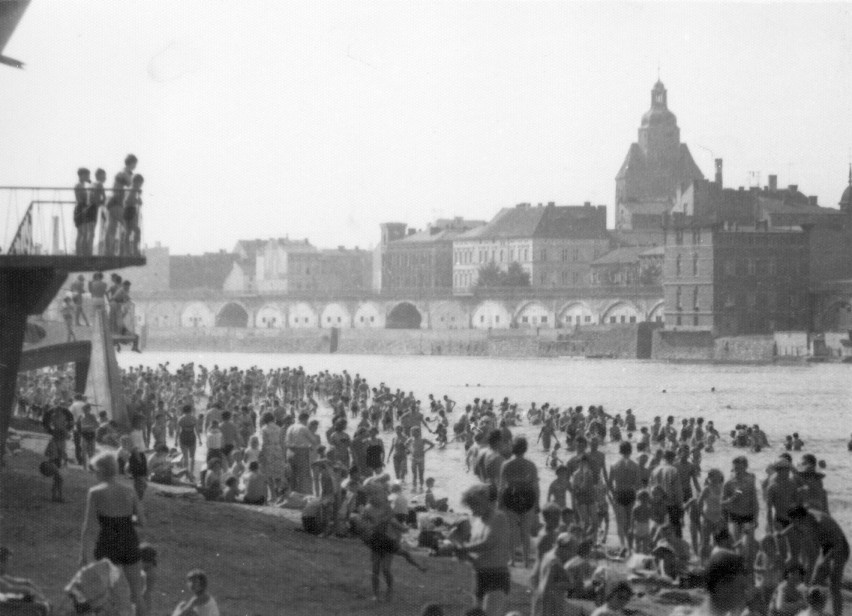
[354,483,426,602]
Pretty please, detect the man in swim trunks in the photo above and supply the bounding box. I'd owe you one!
[721,456,759,553]
[608,441,642,552]
[765,456,802,563]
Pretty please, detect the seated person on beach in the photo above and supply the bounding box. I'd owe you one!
[149,445,187,485]
[0,546,48,605]
[171,569,219,616]
[241,461,267,505]
[769,564,807,616]
[590,579,634,616]
[424,477,448,512]
[564,539,598,599]
[651,523,691,581]
[199,458,223,501]
[799,586,829,616]
[389,482,409,524]
[95,414,120,448]
[222,477,239,503]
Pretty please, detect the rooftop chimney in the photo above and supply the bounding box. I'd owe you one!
[788,185,798,194]
[768,175,778,191]
[715,158,723,186]
[583,201,591,207]
[547,201,555,207]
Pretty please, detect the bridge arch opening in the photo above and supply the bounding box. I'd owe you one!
[216,302,249,328]
[386,302,422,329]
[601,301,641,325]
[648,301,665,324]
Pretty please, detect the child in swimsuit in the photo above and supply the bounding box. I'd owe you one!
[632,490,652,553]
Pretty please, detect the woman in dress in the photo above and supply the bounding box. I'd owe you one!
[79,452,146,616]
[259,412,287,499]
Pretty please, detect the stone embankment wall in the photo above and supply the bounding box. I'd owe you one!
[145,326,644,359]
[145,326,823,363]
[651,330,715,361]
[713,336,776,363]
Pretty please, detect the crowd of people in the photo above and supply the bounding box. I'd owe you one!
[57,270,140,349]
[73,153,143,258]
[5,359,850,616]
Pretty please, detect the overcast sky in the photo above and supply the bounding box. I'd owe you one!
[1,2,851,255]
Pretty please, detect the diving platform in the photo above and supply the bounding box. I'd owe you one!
[0,187,147,465]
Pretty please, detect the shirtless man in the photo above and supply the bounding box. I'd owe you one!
[765,457,802,564]
[608,441,642,551]
[780,506,850,616]
[498,436,539,568]
[73,168,90,256]
[105,154,137,256]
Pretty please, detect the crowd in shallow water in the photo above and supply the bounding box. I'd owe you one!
[4,360,849,616]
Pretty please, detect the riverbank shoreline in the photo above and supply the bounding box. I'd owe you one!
[141,325,845,365]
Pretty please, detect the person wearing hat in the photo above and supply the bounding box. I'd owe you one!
[530,533,576,616]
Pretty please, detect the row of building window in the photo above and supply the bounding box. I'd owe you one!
[673,229,704,245]
[455,247,531,265]
[674,286,804,311]
[387,253,434,268]
[454,246,600,265]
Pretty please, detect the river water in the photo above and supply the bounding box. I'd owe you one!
[119,352,852,530]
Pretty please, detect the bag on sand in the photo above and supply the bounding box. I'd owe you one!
[64,559,133,616]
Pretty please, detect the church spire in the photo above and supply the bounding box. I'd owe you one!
[651,79,667,109]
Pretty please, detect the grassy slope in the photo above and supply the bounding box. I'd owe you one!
[1,450,533,616]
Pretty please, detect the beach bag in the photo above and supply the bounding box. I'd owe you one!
[501,483,537,514]
[64,559,132,616]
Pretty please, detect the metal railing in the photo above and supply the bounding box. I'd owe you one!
[1,186,143,257]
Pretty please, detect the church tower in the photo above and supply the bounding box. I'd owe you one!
[840,164,852,215]
[615,80,704,233]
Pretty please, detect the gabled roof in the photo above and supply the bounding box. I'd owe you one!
[232,239,267,261]
[457,207,546,240]
[591,246,646,266]
[457,205,606,241]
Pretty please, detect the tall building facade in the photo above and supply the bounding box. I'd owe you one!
[380,217,485,294]
[664,223,810,335]
[452,202,609,293]
[615,81,704,232]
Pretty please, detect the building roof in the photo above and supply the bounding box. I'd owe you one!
[757,197,845,218]
[456,204,606,241]
[170,252,238,290]
[639,245,665,257]
[395,219,487,244]
[608,229,664,247]
[232,239,267,260]
[591,246,646,266]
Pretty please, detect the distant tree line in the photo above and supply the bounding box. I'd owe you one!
[476,261,530,288]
